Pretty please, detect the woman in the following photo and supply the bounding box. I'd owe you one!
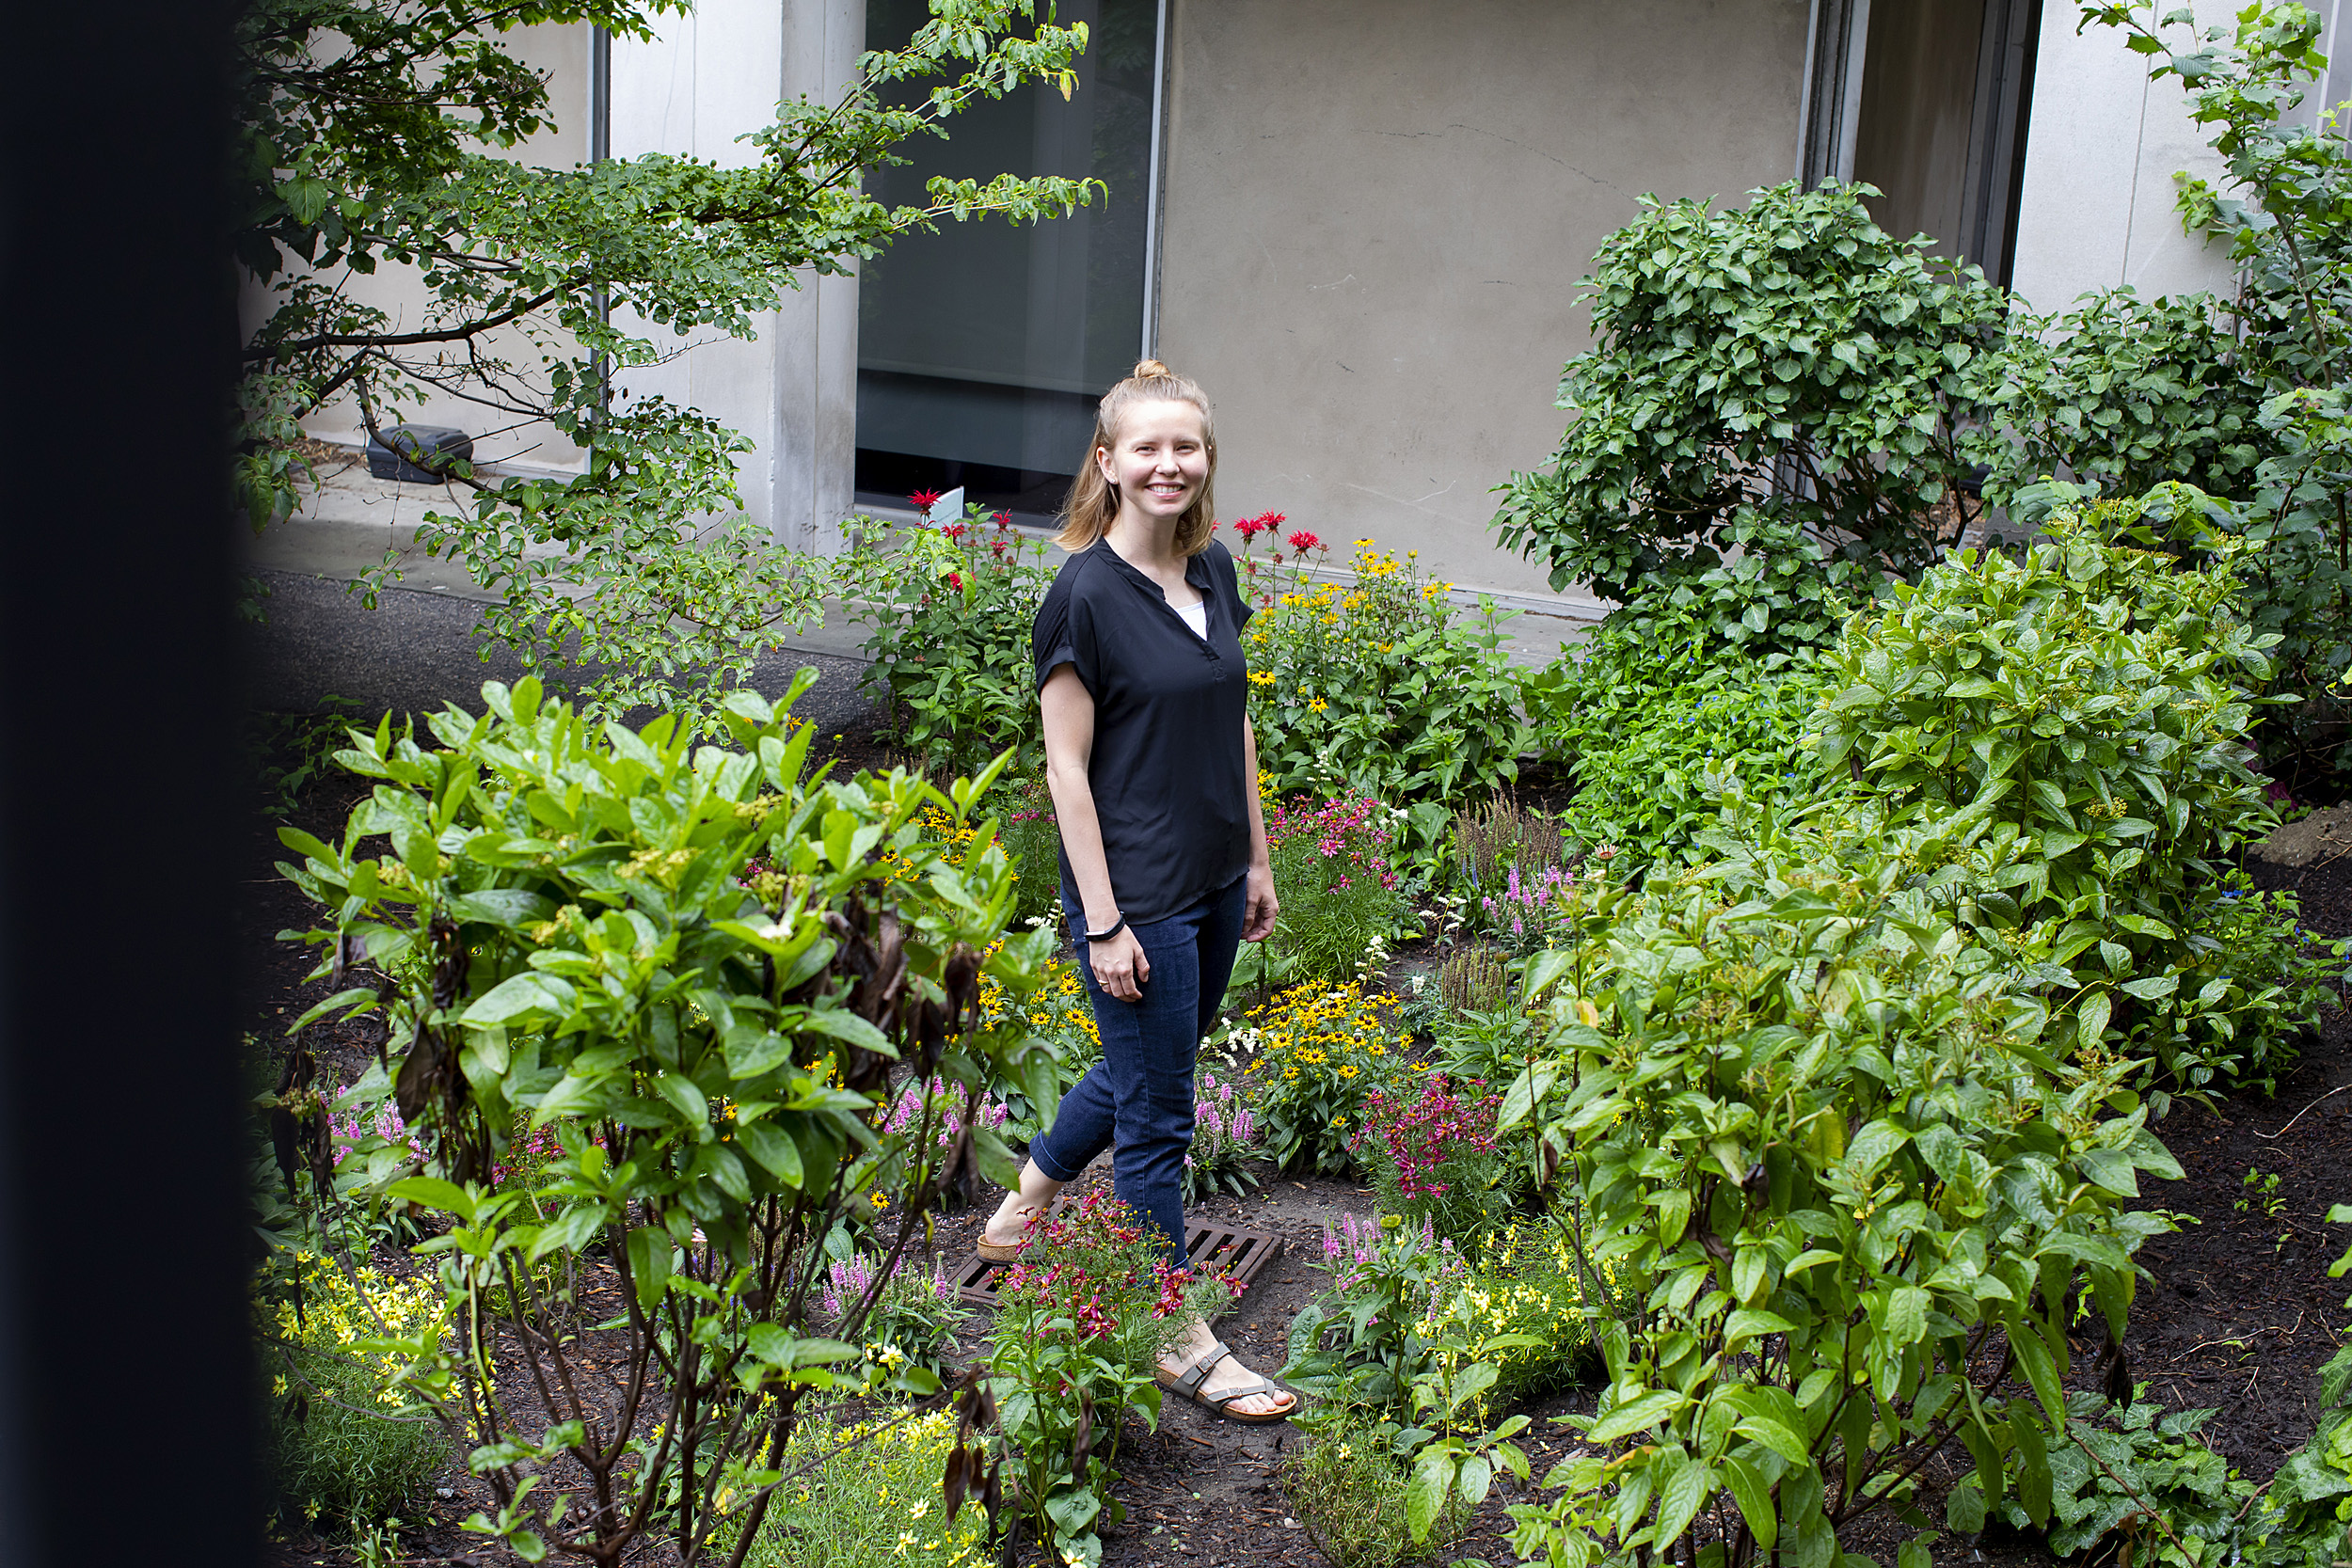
[977,359,1296,1424]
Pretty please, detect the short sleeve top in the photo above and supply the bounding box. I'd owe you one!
[1031,538,1256,925]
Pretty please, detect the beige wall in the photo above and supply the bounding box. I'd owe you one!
[1154,0,1812,602]
[261,23,596,472]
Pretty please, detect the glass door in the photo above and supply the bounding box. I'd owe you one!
[854,0,1162,522]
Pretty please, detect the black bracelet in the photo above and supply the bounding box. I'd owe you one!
[1085,915,1129,943]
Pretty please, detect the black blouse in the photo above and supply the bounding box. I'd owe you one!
[1031,538,1256,926]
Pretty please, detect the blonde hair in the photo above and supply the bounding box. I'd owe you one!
[1056,359,1218,554]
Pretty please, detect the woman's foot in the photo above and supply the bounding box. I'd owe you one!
[1157,1321,1295,1422]
[977,1160,1066,1258]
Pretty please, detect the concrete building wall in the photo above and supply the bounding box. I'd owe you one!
[2008,1,2237,312]
[1152,0,1812,603]
[272,23,596,472]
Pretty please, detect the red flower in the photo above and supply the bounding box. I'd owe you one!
[1231,510,1286,540]
[993,511,1013,531]
[909,488,943,509]
[946,570,965,592]
[1285,529,1323,554]
[942,523,968,541]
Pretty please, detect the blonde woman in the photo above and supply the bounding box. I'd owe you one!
[977,360,1295,1424]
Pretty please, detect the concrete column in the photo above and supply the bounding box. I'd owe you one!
[2008,1,2236,312]
[611,0,865,550]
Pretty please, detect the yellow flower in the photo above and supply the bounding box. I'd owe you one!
[1338,1064,1359,1078]
[1308,697,1328,713]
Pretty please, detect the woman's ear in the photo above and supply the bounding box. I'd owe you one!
[1094,443,1117,487]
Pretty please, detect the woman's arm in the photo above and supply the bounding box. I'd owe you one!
[1041,663,1151,1001]
[1241,721,1278,942]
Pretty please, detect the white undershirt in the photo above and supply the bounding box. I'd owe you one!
[1175,599,1209,641]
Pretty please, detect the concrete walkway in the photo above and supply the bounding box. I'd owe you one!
[243,463,1597,722]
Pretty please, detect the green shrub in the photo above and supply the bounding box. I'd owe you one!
[1489,180,2010,599]
[275,673,1063,1565]
[2244,1204,2352,1565]
[1817,493,2286,1098]
[1552,661,1835,878]
[1236,531,1532,820]
[1499,804,2180,1568]
[837,508,1054,774]
[259,1251,451,1536]
[1355,1073,1520,1243]
[727,1404,988,1567]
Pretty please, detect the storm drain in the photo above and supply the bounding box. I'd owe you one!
[950,1220,1286,1308]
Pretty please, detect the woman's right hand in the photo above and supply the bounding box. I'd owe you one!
[1089,926,1151,1002]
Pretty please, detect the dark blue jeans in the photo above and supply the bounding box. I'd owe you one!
[1030,874,1248,1268]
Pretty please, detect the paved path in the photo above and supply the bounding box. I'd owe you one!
[241,569,886,735]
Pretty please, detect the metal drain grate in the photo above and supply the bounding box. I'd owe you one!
[951,1220,1286,1308]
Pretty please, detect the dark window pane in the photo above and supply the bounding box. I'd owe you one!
[857,0,1157,515]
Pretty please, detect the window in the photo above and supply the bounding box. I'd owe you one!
[854,0,1164,521]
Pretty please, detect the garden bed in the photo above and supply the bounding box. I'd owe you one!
[243,715,2352,1568]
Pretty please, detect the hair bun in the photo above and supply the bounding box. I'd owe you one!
[1132,357,1171,379]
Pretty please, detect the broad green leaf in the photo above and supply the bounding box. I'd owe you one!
[1588,1388,1687,1444]
[627,1226,672,1313]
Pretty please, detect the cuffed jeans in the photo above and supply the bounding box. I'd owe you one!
[1029,873,1248,1268]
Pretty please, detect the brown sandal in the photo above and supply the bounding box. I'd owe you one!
[1156,1340,1295,1425]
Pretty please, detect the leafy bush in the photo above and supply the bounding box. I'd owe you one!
[259,1251,452,1536]
[1499,807,2181,1568]
[979,1191,1232,1561]
[1817,495,2286,1097]
[1489,180,2010,599]
[1285,1212,1469,1413]
[993,770,1062,928]
[1355,1072,1520,1242]
[728,1404,988,1568]
[275,673,1063,1565]
[1236,531,1533,816]
[1234,982,1406,1174]
[2242,1203,2352,1565]
[1990,289,2267,509]
[1560,665,1833,879]
[837,508,1055,774]
[1958,1391,2261,1565]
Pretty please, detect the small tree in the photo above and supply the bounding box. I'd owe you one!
[237,0,1101,720]
[1488,181,2012,605]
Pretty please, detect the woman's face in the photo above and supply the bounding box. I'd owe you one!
[1096,399,1210,525]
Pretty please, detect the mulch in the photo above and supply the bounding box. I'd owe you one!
[244,721,2352,1567]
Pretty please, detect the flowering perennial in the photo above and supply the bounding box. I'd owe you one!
[1356,1075,1500,1201]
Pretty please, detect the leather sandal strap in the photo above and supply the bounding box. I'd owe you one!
[1205,1375,1289,1412]
[1174,1340,1234,1397]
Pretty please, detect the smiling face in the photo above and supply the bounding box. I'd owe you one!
[1094,398,1212,528]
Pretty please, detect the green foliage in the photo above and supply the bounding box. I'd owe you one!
[1499,808,2179,1568]
[1817,495,2288,1097]
[1554,664,1835,879]
[2071,3,2352,789]
[274,673,1060,1565]
[1490,181,2010,600]
[246,696,372,816]
[1960,1392,2261,1566]
[239,0,1102,722]
[259,1251,453,1537]
[1281,1401,1466,1568]
[1990,289,2267,508]
[977,1192,1214,1563]
[726,1404,989,1567]
[1234,982,1406,1175]
[836,509,1057,774]
[1237,536,1533,817]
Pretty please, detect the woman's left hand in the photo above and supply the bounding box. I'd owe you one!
[1243,863,1278,942]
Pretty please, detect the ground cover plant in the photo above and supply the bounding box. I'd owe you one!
[1236,789,1410,992]
[1233,981,1407,1175]
[728,1403,989,1567]
[271,673,1065,1566]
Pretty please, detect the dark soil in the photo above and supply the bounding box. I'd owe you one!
[245,724,2352,1568]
